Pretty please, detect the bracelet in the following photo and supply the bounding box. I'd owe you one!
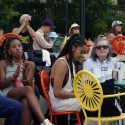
[21,77,29,82]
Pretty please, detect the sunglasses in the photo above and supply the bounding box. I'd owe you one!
[96,45,109,50]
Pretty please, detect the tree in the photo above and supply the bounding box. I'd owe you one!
[0,0,125,39]
[0,0,19,32]
[85,0,116,39]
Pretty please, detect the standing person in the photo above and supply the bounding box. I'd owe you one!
[49,34,87,114]
[0,96,23,125]
[12,14,36,51]
[107,20,123,42]
[33,20,54,50]
[0,37,53,125]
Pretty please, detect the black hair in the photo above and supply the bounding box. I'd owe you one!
[58,34,86,79]
[4,37,26,65]
[41,20,55,29]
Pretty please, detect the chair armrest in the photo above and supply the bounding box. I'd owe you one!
[104,92,125,98]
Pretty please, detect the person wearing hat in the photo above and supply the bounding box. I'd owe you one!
[12,14,36,52]
[48,31,58,44]
[68,23,80,38]
[33,20,54,50]
[60,23,80,51]
[108,20,123,42]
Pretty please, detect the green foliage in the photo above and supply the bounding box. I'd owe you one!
[85,0,115,39]
[0,0,19,31]
[0,0,125,39]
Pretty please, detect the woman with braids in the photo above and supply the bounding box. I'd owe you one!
[49,34,87,112]
[0,37,53,125]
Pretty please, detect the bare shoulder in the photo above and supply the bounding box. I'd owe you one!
[53,58,68,71]
[0,60,7,69]
[108,33,115,38]
[12,28,18,32]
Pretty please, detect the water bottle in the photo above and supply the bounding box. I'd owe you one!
[112,62,118,81]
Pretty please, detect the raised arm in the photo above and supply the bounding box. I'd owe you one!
[26,24,36,38]
[21,61,35,86]
[12,21,25,34]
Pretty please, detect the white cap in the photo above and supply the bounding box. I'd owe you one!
[19,14,31,23]
[69,23,79,34]
[112,20,123,27]
[48,32,58,38]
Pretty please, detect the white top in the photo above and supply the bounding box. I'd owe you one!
[49,58,73,104]
[2,63,23,96]
[48,58,81,112]
[83,58,122,83]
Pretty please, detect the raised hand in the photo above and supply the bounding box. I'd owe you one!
[12,63,21,80]
[21,60,28,73]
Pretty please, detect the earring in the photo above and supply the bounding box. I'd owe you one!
[8,51,11,55]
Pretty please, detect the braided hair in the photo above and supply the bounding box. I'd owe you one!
[4,37,26,65]
[58,34,86,79]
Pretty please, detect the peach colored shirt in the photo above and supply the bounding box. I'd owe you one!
[33,29,52,50]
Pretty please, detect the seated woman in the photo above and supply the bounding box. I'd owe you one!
[0,37,53,125]
[49,34,87,113]
[83,37,123,117]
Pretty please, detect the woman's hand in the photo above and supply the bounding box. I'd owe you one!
[21,60,28,72]
[21,20,26,28]
[12,64,21,80]
[21,60,29,82]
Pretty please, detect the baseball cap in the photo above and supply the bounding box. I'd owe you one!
[112,20,123,27]
[42,20,55,29]
[69,23,80,34]
[48,32,58,38]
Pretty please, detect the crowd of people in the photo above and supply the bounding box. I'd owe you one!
[0,12,125,125]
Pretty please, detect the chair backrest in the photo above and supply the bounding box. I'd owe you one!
[73,70,103,116]
[40,70,53,113]
[110,36,125,55]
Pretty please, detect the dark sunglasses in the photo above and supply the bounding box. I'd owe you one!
[96,45,109,50]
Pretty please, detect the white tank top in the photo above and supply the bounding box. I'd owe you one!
[2,62,22,96]
[49,57,75,105]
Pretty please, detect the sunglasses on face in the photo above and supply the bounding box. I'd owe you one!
[96,45,109,50]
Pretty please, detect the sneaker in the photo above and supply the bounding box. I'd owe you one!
[41,119,54,125]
